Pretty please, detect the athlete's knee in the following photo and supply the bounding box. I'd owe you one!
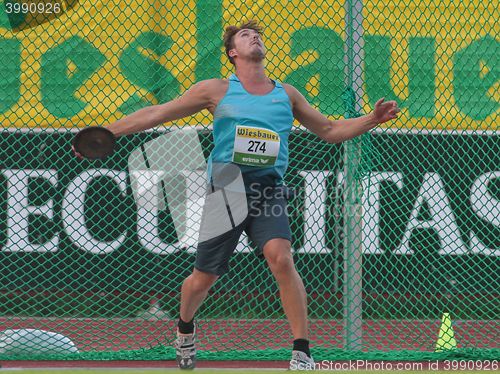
[186,269,219,293]
[264,239,294,275]
[269,254,295,276]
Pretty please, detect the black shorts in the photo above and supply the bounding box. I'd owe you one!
[194,186,292,276]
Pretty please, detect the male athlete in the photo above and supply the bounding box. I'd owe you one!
[104,20,399,370]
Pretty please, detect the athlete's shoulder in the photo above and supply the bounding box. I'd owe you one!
[280,83,301,106]
[195,78,229,92]
[281,82,298,94]
[188,79,228,97]
[191,79,229,112]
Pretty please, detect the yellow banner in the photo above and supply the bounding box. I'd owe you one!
[0,0,497,130]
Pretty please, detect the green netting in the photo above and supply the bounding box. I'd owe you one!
[3,347,500,362]
[0,0,498,362]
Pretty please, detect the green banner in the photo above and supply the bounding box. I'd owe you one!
[0,130,497,294]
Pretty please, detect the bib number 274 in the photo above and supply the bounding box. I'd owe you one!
[247,140,266,153]
[233,125,279,167]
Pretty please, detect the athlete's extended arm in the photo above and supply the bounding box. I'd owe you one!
[106,80,217,137]
[284,84,400,144]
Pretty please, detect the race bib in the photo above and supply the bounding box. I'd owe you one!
[232,125,280,167]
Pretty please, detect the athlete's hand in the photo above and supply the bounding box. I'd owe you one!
[372,98,400,124]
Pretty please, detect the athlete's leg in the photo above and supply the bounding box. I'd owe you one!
[175,268,218,370]
[176,219,245,370]
[263,238,308,340]
[179,268,219,322]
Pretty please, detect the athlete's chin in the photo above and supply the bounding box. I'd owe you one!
[249,51,266,62]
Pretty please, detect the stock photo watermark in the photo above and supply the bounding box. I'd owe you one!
[291,359,498,371]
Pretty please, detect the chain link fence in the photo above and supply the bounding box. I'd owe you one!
[0,0,498,361]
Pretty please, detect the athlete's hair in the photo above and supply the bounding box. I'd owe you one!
[223,20,264,65]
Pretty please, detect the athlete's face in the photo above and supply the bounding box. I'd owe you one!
[230,28,266,63]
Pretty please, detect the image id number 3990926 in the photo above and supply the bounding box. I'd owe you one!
[442,360,498,371]
[4,1,63,14]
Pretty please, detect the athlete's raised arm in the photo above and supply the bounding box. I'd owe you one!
[284,84,400,144]
[106,79,222,137]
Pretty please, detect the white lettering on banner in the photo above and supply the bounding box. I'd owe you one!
[394,172,467,255]
[177,170,205,252]
[136,170,181,255]
[470,232,500,257]
[137,210,181,254]
[470,171,500,256]
[3,169,58,252]
[362,172,403,254]
[234,232,250,253]
[470,172,500,227]
[62,169,127,255]
[0,168,498,256]
[296,171,332,254]
[338,171,404,254]
[131,170,166,210]
[136,170,251,254]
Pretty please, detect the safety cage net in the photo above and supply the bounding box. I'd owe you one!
[0,0,498,361]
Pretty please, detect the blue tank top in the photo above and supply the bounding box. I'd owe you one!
[208,74,294,189]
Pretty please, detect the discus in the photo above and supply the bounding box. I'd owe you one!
[72,127,115,160]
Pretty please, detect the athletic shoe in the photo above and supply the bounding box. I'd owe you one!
[289,350,315,370]
[174,326,196,370]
